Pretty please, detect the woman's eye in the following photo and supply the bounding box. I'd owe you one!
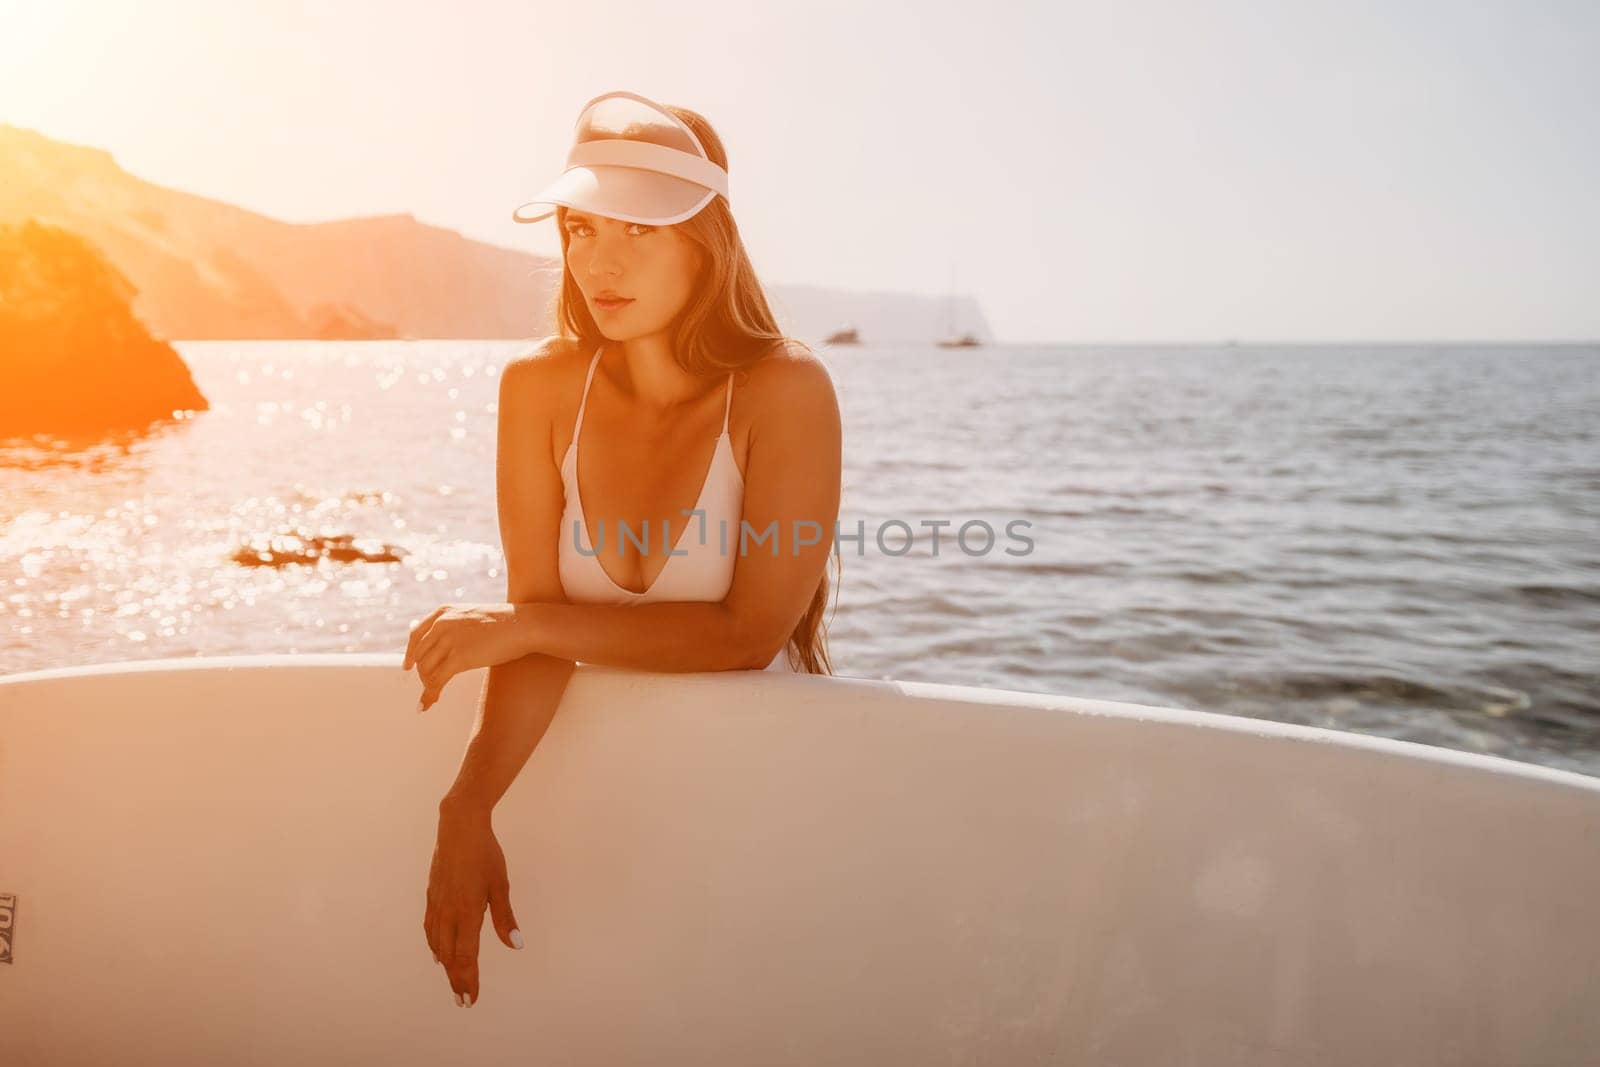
[565,223,653,237]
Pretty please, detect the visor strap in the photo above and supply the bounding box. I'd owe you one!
[565,140,730,200]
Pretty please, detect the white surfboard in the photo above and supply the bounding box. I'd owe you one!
[2,655,1597,1065]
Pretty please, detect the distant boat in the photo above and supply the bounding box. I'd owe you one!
[936,267,982,348]
[824,326,861,345]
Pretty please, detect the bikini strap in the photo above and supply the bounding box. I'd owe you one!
[573,346,603,438]
[720,371,734,435]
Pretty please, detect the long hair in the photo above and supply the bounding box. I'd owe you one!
[545,104,837,675]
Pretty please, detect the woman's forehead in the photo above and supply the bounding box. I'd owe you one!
[561,210,679,234]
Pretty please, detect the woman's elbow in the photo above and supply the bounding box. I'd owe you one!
[725,613,787,671]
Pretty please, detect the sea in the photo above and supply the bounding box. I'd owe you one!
[1,340,1596,778]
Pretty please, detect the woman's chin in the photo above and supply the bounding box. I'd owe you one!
[596,323,656,342]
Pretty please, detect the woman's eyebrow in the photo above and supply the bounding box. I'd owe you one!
[563,212,647,228]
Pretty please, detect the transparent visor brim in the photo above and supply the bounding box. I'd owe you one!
[513,93,721,226]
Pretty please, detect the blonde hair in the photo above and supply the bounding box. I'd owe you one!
[546,103,837,675]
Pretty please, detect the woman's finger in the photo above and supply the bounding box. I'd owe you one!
[419,644,450,683]
[404,607,446,670]
[488,874,522,951]
[448,906,482,1007]
[438,912,463,1001]
[423,894,439,963]
[404,616,434,672]
[418,648,454,710]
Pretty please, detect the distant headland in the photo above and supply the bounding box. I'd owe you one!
[0,123,991,344]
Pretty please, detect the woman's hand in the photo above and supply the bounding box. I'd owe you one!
[404,603,533,711]
[425,801,524,1007]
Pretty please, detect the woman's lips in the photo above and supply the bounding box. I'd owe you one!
[594,297,634,311]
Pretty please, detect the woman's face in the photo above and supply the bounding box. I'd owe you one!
[562,210,704,339]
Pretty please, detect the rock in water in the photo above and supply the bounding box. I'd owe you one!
[230,529,409,568]
[0,220,208,437]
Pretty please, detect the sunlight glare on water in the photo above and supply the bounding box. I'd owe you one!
[2,339,1597,778]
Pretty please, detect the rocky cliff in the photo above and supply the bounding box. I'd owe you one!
[0,220,208,436]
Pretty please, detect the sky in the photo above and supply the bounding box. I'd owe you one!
[2,0,1596,343]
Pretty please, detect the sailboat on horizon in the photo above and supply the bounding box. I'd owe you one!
[936,259,982,348]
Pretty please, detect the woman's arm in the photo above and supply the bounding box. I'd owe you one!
[439,345,577,817]
[424,345,577,1007]
[507,347,842,674]
[504,600,759,673]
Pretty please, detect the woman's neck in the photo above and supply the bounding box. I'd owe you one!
[607,337,717,413]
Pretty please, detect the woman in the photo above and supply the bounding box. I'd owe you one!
[401,91,842,1008]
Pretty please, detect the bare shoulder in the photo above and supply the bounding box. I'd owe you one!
[497,337,593,467]
[741,339,840,422]
[497,336,594,419]
[500,335,585,393]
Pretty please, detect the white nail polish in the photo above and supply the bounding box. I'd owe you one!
[511,928,524,950]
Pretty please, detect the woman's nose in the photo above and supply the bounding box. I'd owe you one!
[585,236,629,278]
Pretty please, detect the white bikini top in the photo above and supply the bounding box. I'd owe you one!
[557,346,792,672]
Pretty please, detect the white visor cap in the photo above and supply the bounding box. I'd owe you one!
[512,90,730,226]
